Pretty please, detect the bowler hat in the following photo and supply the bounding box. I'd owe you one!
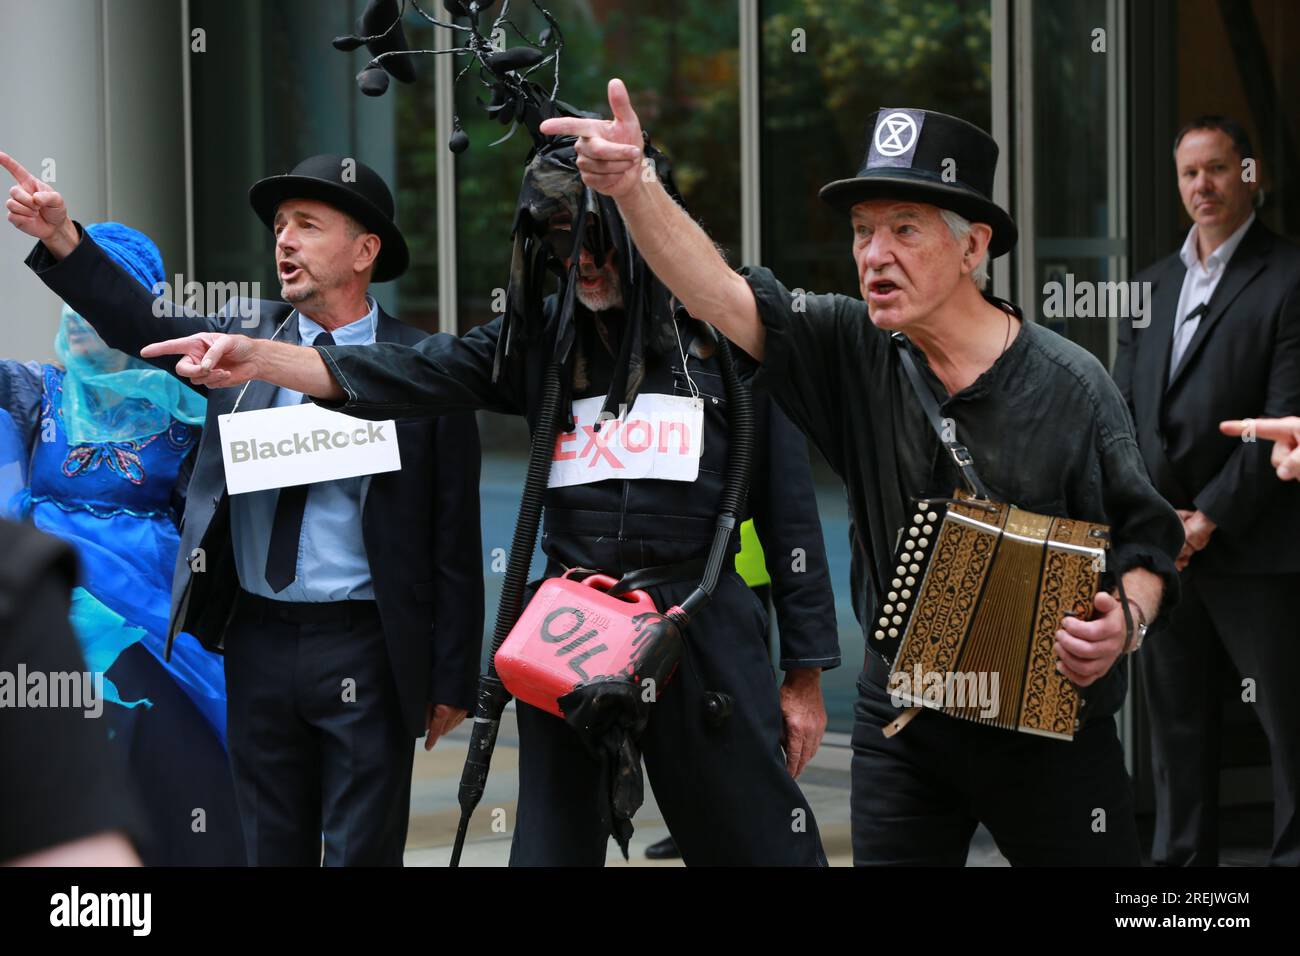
[249,154,409,282]
[819,108,1018,258]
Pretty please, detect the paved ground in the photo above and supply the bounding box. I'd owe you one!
[402,705,1010,867]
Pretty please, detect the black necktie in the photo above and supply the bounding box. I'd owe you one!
[264,330,333,592]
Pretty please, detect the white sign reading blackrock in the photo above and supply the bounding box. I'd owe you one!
[217,403,401,495]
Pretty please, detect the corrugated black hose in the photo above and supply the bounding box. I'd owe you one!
[449,361,564,867]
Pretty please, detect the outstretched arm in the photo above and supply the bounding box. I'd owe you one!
[140,333,346,400]
[142,317,525,420]
[4,151,230,384]
[539,80,766,360]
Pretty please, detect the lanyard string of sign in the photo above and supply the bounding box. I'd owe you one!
[228,303,379,415]
[672,313,701,402]
[229,311,297,416]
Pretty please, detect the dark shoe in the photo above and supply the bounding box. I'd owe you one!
[645,836,681,860]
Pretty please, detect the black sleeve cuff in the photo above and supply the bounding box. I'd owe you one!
[24,221,87,276]
[779,651,842,672]
[312,345,354,410]
[1108,542,1180,625]
[738,265,797,390]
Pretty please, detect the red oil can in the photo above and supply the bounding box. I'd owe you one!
[495,571,678,717]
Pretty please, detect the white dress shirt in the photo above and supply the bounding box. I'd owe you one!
[1169,211,1256,382]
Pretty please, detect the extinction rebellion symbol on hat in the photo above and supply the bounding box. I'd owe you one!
[868,109,925,169]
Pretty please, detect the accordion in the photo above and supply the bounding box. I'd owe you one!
[871,489,1110,740]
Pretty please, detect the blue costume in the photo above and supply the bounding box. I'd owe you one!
[0,223,244,864]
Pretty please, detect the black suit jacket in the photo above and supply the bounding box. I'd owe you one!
[25,226,485,735]
[1114,220,1300,574]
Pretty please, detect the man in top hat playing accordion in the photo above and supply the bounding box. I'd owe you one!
[531,82,1185,866]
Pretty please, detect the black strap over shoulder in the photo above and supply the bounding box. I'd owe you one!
[890,332,991,499]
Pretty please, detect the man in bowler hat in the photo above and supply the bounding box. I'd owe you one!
[529,83,1184,865]
[3,151,485,866]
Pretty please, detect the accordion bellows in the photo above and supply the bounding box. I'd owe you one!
[874,490,1110,740]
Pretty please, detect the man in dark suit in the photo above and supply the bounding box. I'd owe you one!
[1113,117,1300,866]
[2,151,485,866]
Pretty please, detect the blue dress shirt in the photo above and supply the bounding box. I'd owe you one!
[232,297,378,602]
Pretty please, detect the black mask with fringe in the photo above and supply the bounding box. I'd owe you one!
[495,138,687,425]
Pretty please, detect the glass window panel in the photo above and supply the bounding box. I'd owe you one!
[760,0,992,296]
[1029,0,1117,362]
[1174,0,1299,242]
[191,0,422,322]
[450,0,740,335]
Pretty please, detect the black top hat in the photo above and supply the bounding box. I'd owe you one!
[819,108,1018,258]
[249,154,409,283]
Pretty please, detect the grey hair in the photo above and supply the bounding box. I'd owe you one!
[938,208,990,291]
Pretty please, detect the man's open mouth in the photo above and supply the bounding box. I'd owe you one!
[280,262,304,282]
[868,278,901,297]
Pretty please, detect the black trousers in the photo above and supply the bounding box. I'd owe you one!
[1141,568,1300,866]
[509,575,826,866]
[223,592,415,866]
[850,660,1140,866]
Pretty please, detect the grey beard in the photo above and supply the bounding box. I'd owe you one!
[576,281,624,313]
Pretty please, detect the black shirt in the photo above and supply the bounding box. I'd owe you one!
[742,266,1184,716]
